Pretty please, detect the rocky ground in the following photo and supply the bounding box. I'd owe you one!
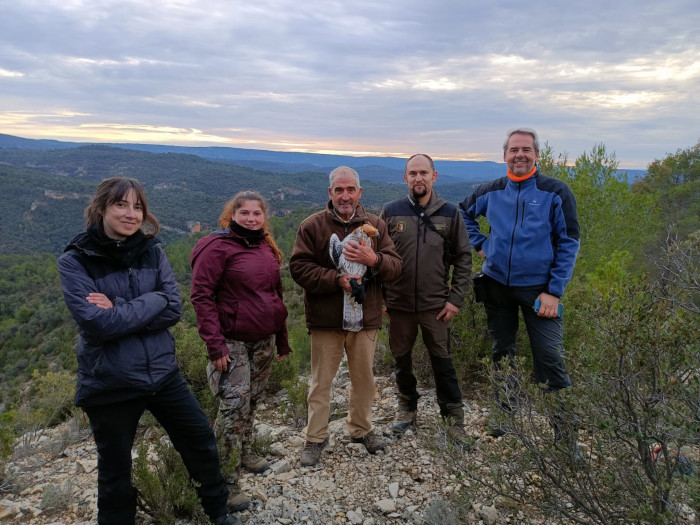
[1,365,697,524]
[0,363,514,525]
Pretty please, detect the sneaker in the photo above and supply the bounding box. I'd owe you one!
[351,431,389,454]
[226,486,250,512]
[213,513,242,525]
[300,438,328,467]
[392,407,417,434]
[241,450,270,473]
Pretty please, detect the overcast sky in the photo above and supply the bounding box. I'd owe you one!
[1,0,698,169]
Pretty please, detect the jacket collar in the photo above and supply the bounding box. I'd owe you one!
[407,189,446,216]
[507,168,540,186]
[325,201,368,226]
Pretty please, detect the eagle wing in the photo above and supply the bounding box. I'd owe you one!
[329,233,343,269]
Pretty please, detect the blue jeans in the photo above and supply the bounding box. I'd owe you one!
[84,372,228,524]
[483,276,571,393]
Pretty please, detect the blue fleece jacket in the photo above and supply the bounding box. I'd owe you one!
[459,169,580,298]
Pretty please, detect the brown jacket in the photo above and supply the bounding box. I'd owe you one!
[380,191,472,313]
[290,202,402,330]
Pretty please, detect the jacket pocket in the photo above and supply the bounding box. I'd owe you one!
[218,300,239,335]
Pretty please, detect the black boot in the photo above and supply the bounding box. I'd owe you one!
[549,406,584,463]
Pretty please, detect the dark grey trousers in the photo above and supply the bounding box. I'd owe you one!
[483,276,571,392]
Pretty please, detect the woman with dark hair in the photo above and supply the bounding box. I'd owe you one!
[57,177,240,525]
[190,190,291,510]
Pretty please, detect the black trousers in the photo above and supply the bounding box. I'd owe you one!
[84,372,228,524]
[483,276,571,392]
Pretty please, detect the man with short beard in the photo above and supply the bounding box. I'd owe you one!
[380,154,473,445]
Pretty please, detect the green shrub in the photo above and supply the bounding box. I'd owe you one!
[132,439,208,524]
[173,323,216,420]
[442,249,699,525]
[279,377,309,429]
[266,352,297,394]
[39,479,75,514]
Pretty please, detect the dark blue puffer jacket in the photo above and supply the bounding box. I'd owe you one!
[58,231,183,407]
[459,170,580,298]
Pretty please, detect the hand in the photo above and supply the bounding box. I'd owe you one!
[436,301,459,323]
[338,274,362,292]
[212,354,231,372]
[478,249,486,258]
[86,293,113,309]
[342,240,379,266]
[535,292,559,318]
[277,354,287,362]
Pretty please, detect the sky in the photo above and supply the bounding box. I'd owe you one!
[1,0,698,169]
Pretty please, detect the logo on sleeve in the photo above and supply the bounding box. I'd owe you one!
[395,221,407,233]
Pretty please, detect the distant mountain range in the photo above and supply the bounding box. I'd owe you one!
[0,133,508,184]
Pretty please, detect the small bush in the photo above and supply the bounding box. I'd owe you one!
[266,351,298,394]
[39,479,75,513]
[132,439,208,524]
[173,324,217,420]
[279,377,309,429]
[28,369,76,428]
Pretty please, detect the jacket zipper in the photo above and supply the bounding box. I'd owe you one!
[130,267,154,387]
[520,199,526,227]
[414,219,421,312]
[507,185,522,285]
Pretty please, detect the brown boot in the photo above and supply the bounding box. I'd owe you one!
[351,431,389,454]
[226,484,250,512]
[392,396,417,434]
[443,402,475,450]
[241,448,269,473]
[300,438,328,467]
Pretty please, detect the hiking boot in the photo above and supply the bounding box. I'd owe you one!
[226,485,250,512]
[213,513,242,525]
[300,438,328,467]
[550,408,585,463]
[392,406,417,434]
[241,449,269,473]
[351,431,389,454]
[568,443,586,463]
[447,424,477,450]
[487,425,507,438]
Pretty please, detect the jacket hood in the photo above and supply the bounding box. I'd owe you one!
[190,228,264,268]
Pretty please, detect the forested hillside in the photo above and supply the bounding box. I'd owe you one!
[0,140,697,524]
[0,145,481,255]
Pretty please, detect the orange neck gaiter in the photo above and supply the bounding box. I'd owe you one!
[507,165,537,182]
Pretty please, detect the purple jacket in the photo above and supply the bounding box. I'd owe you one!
[190,228,291,361]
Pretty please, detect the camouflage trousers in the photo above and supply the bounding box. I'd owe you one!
[207,335,275,483]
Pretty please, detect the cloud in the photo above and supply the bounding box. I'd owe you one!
[0,0,698,168]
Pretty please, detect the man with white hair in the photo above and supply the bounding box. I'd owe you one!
[290,166,402,466]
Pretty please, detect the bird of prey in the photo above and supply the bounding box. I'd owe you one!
[329,223,379,332]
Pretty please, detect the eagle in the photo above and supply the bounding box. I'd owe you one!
[329,223,380,332]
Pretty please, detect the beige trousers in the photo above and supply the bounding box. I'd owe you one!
[305,329,378,442]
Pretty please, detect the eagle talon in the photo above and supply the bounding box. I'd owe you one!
[349,278,366,304]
